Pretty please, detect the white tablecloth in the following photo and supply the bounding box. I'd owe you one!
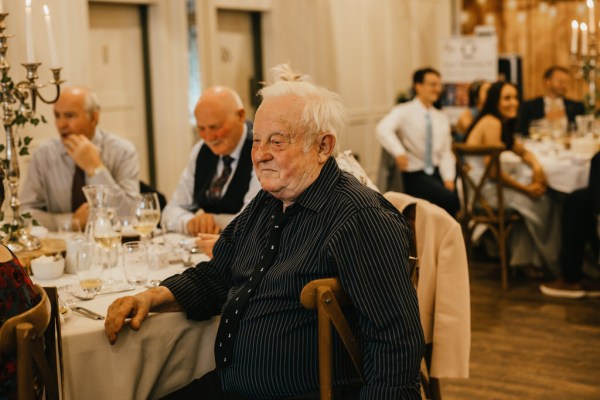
[33,248,218,400]
[502,140,592,193]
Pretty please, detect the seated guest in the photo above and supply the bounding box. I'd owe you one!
[466,81,561,273]
[0,168,41,399]
[516,66,584,135]
[21,86,140,231]
[540,152,600,298]
[376,67,459,216]
[106,64,425,399]
[455,79,491,139]
[161,87,260,235]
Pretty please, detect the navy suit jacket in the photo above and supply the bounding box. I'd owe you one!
[516,97,585,135]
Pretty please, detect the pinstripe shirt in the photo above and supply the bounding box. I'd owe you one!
[162,157,425,399]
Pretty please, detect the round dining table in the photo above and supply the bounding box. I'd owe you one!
[32,235,219,400]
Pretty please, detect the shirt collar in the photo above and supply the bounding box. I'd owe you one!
[413,98,434,114]
[228,123,249,161]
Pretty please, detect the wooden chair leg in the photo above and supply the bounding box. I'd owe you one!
[16,323,35,400]
[317,288,333,400]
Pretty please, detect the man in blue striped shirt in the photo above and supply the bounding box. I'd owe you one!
[105,64,425,399]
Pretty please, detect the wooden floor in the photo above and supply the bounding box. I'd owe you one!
[441,261,600,400]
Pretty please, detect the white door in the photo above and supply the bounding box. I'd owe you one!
[88,3,150,182]
[216,10,256,117]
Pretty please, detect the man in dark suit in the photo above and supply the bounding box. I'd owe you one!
[161,87,260,235]
[517,66,585,136]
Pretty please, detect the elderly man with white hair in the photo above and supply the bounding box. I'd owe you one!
[105,65,424,399]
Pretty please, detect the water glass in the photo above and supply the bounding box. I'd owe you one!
[76,242,104,296]
[122,241,149,286]
[56,215,82,239]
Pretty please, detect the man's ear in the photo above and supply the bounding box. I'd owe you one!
[90,111,100,127]
[316,133,336,163]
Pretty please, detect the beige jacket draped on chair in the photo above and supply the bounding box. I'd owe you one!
[384,191,471,378]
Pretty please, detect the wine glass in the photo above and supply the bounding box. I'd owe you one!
[133,193,161,244]
[122,241,149,286]
[91,208,122,284]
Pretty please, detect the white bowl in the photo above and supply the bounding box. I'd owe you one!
[31,256,65,280]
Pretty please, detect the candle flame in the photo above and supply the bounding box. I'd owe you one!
[26,0,31,8]
[572,20,580,29]
[581,22,589,31]
[43,5,49,16]
[588,0,595,9]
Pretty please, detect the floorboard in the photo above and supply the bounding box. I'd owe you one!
[441,261,600,400]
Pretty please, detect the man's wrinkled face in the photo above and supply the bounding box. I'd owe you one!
[251,95,322,205]
[195,103,245,156]
[54,91,97,142]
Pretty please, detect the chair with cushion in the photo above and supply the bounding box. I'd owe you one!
[0,285,61,400]
[452,143,523,289]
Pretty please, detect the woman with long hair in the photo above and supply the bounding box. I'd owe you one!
[465,81,561,275]
[0,167,40,399]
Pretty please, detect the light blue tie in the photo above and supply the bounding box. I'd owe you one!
[424,112,434,175]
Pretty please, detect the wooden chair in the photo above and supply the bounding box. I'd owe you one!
[452,143,523,289]
[300,278,363,400]
[0,284,61,400]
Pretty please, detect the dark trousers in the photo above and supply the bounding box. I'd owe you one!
[403,168,460,216]
[560,188,598,283]
[560,152,600,283]
[161,370,360,400]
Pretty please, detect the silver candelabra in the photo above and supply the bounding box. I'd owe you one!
[0,12,63,251]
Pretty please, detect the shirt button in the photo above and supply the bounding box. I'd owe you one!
[274,225,279,229]
[260,268,264,272]
[248,289,252,293]
[236,297,239,301]
[235,310,239,314]
[249,277,253,281]
[228,333,231,338]
[224,357,227,362]
[219,342,222,347]
[271,245,275,250]
[225,319,228,323]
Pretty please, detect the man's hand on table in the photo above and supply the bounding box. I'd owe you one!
[187,213,221,235]
[105,286,180,345]
[196,233,219,259]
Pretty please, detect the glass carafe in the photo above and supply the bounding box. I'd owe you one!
[82,184,113,240]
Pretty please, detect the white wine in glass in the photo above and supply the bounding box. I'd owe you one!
[133,209,161,236]
[94,232,123,249]
[134,193,161,243]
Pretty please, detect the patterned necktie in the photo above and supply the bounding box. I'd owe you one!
[424,112,434,175]
[71,166,87,211]
[206,155,234,202]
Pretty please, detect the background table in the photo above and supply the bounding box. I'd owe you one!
[33,249,218,400]
[501,139,592,193]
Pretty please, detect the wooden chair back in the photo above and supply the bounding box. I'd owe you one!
[300,278,363,400]
[452,143,522,289]
[0,284,60,400]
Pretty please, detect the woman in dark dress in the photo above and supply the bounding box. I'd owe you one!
[0,167,40,399]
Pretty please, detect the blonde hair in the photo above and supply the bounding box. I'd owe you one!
[259,63,347,151]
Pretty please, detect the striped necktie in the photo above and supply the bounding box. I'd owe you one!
[206,155,234,203]
[424,112,434,175]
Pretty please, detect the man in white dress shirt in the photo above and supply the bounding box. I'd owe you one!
[161,87,260,235]
[21,86,140,230]
[376,68,459,216]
